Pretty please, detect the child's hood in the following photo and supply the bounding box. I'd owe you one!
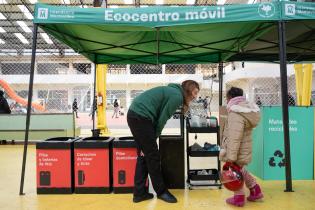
[230,101,260,128]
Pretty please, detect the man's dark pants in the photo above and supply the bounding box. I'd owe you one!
[127,110,166,197]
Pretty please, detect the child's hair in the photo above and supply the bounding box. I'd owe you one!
[226,87,243,99]
[181,80,200,113]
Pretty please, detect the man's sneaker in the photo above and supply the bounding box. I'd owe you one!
[133,193,154,203]
[157,190,177,203]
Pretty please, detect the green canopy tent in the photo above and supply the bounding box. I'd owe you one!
[19,1,315,194]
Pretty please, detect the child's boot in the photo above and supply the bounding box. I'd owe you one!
[226,195,245,207]
[247,184,263,201]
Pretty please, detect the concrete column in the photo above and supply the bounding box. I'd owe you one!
[126,64,131,74]
[68,62,75,74]
[68,87,73,112]
[248,80,255,103]
[33,61,38,100]
[33,89,38,101]
[34,60,38,74]
[126,90,131,109]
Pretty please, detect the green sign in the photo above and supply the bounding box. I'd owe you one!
[34,2,315,27]
[34,3,281,27]
[248,106,314,180]
[282,2,315,20]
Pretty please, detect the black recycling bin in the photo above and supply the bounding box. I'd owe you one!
[159,135,185,189]
[159,112,185,189]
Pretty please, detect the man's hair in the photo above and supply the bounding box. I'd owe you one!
[181,80,200,113]
[227,87,243,99]
[0,90,4,97]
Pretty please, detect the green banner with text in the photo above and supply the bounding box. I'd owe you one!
[34,2,282,27]
[248,106,314,180]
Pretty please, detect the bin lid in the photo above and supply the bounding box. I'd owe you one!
[74,136,114,148]
[36,137,78,149]
[113,137,137,148]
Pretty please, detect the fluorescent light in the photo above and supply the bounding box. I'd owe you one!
[186,0,195,5]
[109,5,119,8]
[0,27,5,33]
[29,0,37,3]
[0,39,4,44]
[0,0,7,4]
[140,5,149,7]
[14,33,29,44]
[124,0,133,4]
[16,21,32,33]
[63,0,70,4]
[156,0,164,5]
[40,33,53,44]
[247,0,256,4]
[18,5,34,19]
[216,0,226,5]
[0,12,6,19]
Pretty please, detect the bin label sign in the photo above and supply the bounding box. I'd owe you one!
[74,148,110,187]
[113,148,137,187]
[36,149,71,188]
[114,151,137,161]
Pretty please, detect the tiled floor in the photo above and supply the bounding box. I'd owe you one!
[0,145,314,210]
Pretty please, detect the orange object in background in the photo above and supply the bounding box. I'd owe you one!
[0,79,45,112]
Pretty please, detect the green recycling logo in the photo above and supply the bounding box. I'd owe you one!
[258,3,276,18]
[269,150,285,168]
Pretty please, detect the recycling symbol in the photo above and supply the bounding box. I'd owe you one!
[269,150,286,168]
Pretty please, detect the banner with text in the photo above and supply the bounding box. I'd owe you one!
[34,3,281,27]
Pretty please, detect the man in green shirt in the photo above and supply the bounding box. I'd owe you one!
[127,80,199,203]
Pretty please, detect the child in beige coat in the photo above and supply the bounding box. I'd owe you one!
[220,87,263,207]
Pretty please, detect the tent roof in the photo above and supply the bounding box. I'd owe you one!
[230,20,315,63]
[34,2,315,64]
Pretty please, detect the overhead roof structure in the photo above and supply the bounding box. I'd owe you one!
[32,1,315,64]
[0,0,67,53]
[0,0,248,57]
[230,19,315,63]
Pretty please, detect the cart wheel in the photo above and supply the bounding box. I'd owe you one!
[188,186,192,190]
[219,186,222,189]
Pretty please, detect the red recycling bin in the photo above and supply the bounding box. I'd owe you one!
[36,137,77,194]
[112,137,139,193]
[74,136,113,194]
